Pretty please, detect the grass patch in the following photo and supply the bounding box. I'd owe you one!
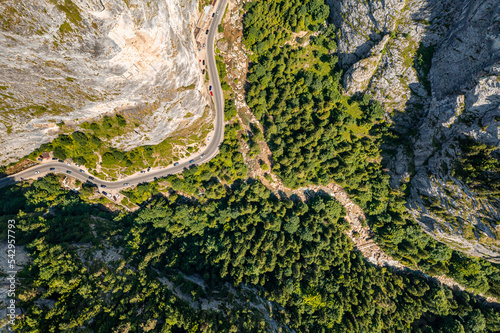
[177,83,196,92]
[0,6,19,30]
[59,21,73,34]
[50,0,82,26]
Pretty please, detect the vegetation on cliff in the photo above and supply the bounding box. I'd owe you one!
[242,0,500,299]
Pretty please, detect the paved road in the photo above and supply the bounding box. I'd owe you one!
[0,0,229,192]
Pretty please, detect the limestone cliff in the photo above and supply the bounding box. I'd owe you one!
[0,0,207,165]
[329,0,500,262]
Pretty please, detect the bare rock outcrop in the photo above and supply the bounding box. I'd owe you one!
[0,0,207,165]
[343,35,389,95]
[406,0,500,262]
[330,0,500,262]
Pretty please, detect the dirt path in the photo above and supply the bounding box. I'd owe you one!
[217,0,404,269]
[218,0,498,304]
[251,147,498,303]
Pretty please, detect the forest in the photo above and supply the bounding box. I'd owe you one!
[20,111,212,181]
[1,0,500,332]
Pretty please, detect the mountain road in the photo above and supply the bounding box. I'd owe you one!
[0,0,229,192]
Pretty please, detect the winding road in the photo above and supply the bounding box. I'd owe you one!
[0,0,229,192]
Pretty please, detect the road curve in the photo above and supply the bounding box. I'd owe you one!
[0,0,229,192]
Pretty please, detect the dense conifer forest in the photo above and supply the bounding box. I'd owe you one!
[242,0,500,298]
[2,158,500,332]
[1,0,500,332]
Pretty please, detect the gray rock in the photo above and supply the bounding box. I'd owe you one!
[327,0,406,68]
[343,35,389,95]
[430,0,500,99]
[405,0,500,260]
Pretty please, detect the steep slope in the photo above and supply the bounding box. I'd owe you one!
[330,0,500,261]
[0,0,207,165]
[408,0,500,261]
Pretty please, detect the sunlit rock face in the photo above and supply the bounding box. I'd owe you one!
[0,0,207,164]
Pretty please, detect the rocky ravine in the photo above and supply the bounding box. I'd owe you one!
[0,0,208,165]
[330,0,500,262]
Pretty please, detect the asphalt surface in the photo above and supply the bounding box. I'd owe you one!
[0,0,229,192]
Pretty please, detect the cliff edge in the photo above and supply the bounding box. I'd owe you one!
[0,0,207,165]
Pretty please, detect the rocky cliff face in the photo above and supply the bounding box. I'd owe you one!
[0,0,207,165]
[330,0,500,262]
